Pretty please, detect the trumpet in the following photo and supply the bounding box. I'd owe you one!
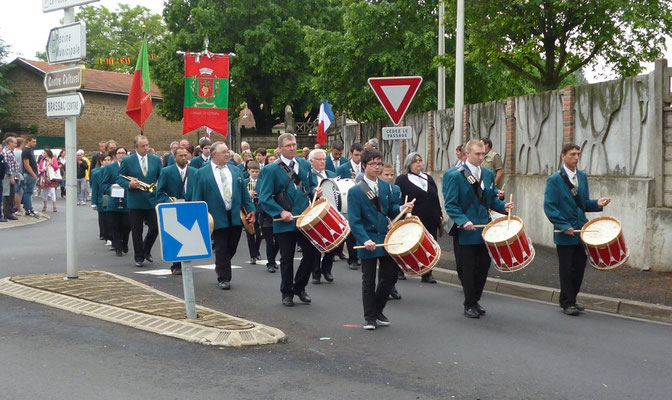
[120,175,156,192]
[247,181,256,197]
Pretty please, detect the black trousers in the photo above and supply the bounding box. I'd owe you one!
[212,226,243,283]
[245,223,263,258]
[129,208,158,262]
[261,226,279,266]
[276,230,319,297]
[98,212,110,240]
[312,248,336,279]
[106,211,130,253]
[345,232,358,264]
[556,244,588,308]
[459,243,491,308]
[361,256,399,322]
[3,182,15,217]
[453,235,463,282]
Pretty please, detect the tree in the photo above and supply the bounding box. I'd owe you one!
[465,0,672,91]
[0,36,12,120]
[76,4,165,73]
[154,0,340,134]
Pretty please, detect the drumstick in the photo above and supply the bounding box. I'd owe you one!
[553,229,598,233]
[390,198,417,225]
[273,214,308,221]
[459,224,488,229]
[500,183,507,192]
[507,193,513,229]
[312,188,319,204]
[354,242,403,250]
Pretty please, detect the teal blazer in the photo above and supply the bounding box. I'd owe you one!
[544,169,602,245]
[191,164,256,230]
[444,166,506,245]
[156,165,197,203]
[336,159,358,179]
[347,179,401,259]
[189,156,210,169]
[166,153,175,166]
[116,153,161,210]
[100,162,128,212]
[257,158,316,233]
[325,156,346,173]
[90,168,106,211]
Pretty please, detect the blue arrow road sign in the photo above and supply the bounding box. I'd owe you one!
[156,201,212,262]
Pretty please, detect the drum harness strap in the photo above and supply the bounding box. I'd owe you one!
[447,166,490,236]
[358,180,394,230]
[271,159,302,212]
[557,168,584,211]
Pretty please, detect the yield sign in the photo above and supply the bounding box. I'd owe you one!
[368,76,423,125]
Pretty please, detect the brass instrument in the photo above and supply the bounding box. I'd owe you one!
[120,175,156,192]
[247,181,256,197]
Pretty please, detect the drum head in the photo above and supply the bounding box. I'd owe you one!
[297,200,329,228]
[483,217,523,244]
[386,221,424,255]
[320,179,342,211]
[581,217,622,246]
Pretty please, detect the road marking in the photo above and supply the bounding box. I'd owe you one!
[134,265,242,275]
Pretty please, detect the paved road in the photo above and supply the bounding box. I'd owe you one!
[1,199,671,399]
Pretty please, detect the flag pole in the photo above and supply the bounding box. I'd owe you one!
[141,26,146,136]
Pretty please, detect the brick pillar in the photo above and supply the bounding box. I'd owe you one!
[463,105,470,142]
[562,86,575,145]
[427,110,434,172]
[505,97,516,175]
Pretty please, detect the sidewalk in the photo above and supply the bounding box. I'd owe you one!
[0,211,50,229]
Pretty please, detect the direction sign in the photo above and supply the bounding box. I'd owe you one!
[43,0,99,13]
[46,93,85,118]
[157,202,213,262]
[368,76,423,125]
[382,126,413,141]
[46,22,87,64]
[44,65,85,94]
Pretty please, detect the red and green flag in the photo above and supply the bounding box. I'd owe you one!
[125,36,153,130]
[183,53,229,136]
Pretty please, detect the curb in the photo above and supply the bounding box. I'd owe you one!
[431,267,672,324]
[0,212,50,229]
[0,272,287,347]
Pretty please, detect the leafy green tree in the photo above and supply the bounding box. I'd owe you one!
[0,36,12,120]
[154,0,340,133]
[465,0,672,91]
[76,4,165,73]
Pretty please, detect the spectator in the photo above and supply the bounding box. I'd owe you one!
[163,141,178,166]
[365,138,379,150]
[58,149,67,198]
[13,137,25,215]
[21,135,39,217]
[255,147,267,167]
[314,143,322,149]
[76,150,89,205]
[240,140,250,152]
[264,153,277,166]
[301,146,311,159]
[2,136,19,220]
[38,147,60,212]
[91,141,107,169]
[481,137,504,186]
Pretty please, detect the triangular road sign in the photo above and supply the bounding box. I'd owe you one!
[368,76,423,125]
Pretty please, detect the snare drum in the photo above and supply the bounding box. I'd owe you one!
[385,216,441,276]
[296,198,350,253]
[482,216,535,273]
[320,178,355,214]
[580,216,629,270]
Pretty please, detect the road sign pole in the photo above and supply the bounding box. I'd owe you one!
[181,261,197,319]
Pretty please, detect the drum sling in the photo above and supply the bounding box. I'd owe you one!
[558,168,584,211]
[446,166,489,236]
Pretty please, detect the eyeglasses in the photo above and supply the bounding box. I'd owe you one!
[367,162,383,167]
[116,152,126,155]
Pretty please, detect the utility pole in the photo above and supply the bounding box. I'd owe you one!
[455,0,465,141]
[438,1,445,110]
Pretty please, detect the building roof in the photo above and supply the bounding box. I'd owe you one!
[12,58,163,99]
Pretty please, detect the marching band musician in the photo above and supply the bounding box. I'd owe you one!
[117,135,162,268]
[336,142,364,270]
[257,133,322,307]
[442,145,468,283]
[189,137,211,169]
[101,147,130,257]
[308,149,338,284]
[347,148,414,330]
[244,161,263,265]
[325,140,345,173]
[380,162,402,300]
[543,144,610,316]
[192,141,256,290]
[156,146,198,275]
[444,139,513,319]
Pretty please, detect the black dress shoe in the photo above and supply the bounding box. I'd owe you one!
[337,252,346,260]
[249,258,257,265]
[218,281,231,290]
[421,273,437,284]
[348,262,359,270]
[389,286,402,300]
[134,261,143,267]
[323,272,334,282]
[397,271,406,280]
[297,291,311,303]
[267,265,276,273]
[254,255,263,261]
[115,251,123,257]
[574,303,585,312]
[563,305,580,316]
[475,303,486,315]
[464,307,480,318]
[312,278,321,284]
[282,296,294,307]
[6,215,18,221]
[122,244,129,254]
[145,254,154,263]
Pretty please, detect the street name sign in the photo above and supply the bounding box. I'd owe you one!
[157,202,213,263]
[43,0,99,13]
[368,76,423,125]
[46,93,85,118]
[43,65,85,94]
[46,21,87,64]
[382,126,413,141]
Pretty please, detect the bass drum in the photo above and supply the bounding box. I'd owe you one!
[320,178,355,214]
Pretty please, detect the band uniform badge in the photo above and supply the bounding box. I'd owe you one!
[467,175,477,185]
[190,67,221,107]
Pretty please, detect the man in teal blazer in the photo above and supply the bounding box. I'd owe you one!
[189,137,211,169]
[444,140,512,319]
[116,135,162,267]
[90,154,112,245]
[347,149,413,330]
[192,141,256,290]
[101,147,131,256]
[257,133,321,307]
[544,144,610,316]
[325,140,345,173]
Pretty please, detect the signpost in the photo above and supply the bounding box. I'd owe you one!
[44,65,85,94]
[46,93,85,118]
[156,202,213,319]
[46,21,87,65]
[42,0,99,13]
[368,76,423,174]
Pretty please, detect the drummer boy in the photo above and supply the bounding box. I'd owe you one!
[347,148,414,330]
[544,144,610,316]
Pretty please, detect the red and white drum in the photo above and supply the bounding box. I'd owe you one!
[385,216,441,276]
[296,198,350,253]
[580,216,629,270]
[482,215,535,273]
[320,178,355,214]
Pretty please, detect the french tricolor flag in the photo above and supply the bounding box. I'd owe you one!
[317,100,334,146]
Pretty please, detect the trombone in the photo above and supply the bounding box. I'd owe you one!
[120,175,156,192]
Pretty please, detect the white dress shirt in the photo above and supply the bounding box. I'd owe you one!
[331,155,340,169]
[563,164,579,188]
[136,152,148,175]
[177,165,188,192]
[465,161,484,189]
[408,172,428,191]
[363,175,378,195]
[352,161,361,176]
[280,155,299,174]
[211,162,233,210]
